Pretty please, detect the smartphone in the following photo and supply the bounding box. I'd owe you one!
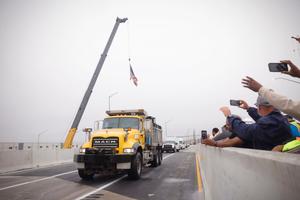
[201,130,208,140]
[230,100,241,106]
[268,63,288,72]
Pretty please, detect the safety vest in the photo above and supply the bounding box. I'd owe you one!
[290,121,300,131]
[289,121,300,137]
[283,137,300,152]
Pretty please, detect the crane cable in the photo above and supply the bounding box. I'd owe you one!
[275,77,300,84]
[127,20,132,65]
[126,20,138,86]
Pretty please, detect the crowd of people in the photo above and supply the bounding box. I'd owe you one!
[202,36,300,153]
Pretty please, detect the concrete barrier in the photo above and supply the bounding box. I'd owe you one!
[0,143,80,173]
[197,144,300,200]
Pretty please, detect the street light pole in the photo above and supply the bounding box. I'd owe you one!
[94,120,103,131]
[37,129,48,167]
[164,120,172,138]
[108,92,118,111]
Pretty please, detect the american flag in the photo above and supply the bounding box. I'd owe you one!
[130,64,138,86]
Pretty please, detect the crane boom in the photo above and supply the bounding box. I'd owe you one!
[63,17,128,148]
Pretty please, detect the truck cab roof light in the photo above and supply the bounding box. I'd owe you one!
[106,109,147,116]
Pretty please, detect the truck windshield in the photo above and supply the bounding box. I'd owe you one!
[164,141,176,144]
[102,117,140,130]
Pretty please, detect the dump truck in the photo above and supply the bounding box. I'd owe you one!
[74,109,163,180]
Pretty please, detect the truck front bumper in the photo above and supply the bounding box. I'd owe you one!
[74,153,134,170]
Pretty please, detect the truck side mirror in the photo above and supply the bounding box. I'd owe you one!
[83,128,92,142]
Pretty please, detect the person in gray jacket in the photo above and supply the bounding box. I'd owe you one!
[242,60,300,121]
[213,124,232,141]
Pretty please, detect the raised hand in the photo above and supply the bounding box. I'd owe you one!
[239,100,249,110]
[291,36,300,43]
[241,76,262,92]
[280,60,300,78]
[219,106,231,117]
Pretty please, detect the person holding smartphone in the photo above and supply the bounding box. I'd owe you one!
[202,96,292,150]
[242,60,300,121]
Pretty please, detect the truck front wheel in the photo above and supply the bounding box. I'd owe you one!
[78,169,94,180]
[128,152,142,180]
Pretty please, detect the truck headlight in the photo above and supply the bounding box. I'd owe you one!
[79,148,86,153]
[134,134,139,139]
[123,148,135,153]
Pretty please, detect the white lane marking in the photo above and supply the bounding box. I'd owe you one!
[75,153,176,200]
[163,153,175,160]
[74,175,127,200]
[0,170,77,191]
[0,154,176,192]
[0,162,73,176]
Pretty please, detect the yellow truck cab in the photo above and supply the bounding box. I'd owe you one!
[74,109,163,180]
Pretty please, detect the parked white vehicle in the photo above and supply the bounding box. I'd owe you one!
[174,141,180,152]
[162,141,175,153]
[165,137,181,152]
[177,138,185,150]
[162,140,180,152]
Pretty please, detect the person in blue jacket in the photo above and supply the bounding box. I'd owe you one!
[202,96,292,150]
[285,115,300,137]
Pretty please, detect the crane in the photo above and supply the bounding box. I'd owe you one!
[63,17,128,148]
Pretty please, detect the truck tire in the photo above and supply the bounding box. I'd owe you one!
[78,169,94,180]
[151,152,159,167]
[128,152,142,180]
[158,150,162,166]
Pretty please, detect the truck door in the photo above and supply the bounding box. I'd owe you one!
[139,119,146,146]
[144,119,152,146]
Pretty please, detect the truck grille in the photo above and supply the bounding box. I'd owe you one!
[163,145,173,149]
[92,137,119,148]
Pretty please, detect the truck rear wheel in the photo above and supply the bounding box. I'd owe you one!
[78,169,94,180]
[158,150,162,166]
[128,152,142,180]
[156,151,162,167]
[151,150,162,167]
[151,154,159,167]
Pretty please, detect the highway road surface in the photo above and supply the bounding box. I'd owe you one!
[0,146,204,200]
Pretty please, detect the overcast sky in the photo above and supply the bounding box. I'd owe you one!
[1,0,300,143]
